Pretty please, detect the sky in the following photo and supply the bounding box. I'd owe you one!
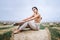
[0,0,60,22]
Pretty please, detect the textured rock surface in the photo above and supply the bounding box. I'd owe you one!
[13,28,51,40]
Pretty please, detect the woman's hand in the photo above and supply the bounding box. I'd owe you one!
[13,21,26,26]
[19,21,25,23]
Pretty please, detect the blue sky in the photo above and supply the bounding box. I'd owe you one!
[0,0,60,22]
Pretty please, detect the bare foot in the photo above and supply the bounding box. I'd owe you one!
[13,29,20,34]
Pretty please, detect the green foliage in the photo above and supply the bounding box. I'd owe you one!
[0,26,13,30]
[0,26,14,30]
[41,22,60,40]
[56,24,60,27]
[0,25,15,40]
[48,27,60,40]
[40,24,45,29]
[0,31,12,40]
[49,25,54,27]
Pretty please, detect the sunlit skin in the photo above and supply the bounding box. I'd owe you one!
[22,8,42,23]
[13,7,42,34]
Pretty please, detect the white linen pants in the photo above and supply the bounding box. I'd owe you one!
[18,21,40,30]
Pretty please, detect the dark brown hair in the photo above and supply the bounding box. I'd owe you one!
[32,7,38,10]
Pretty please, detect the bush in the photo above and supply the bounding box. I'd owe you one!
[0,25,15,40]
[0,31,12,40]
[40,24,45,29]
[48,27,60,40]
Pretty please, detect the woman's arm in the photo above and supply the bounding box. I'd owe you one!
[14,15,34,26]
[25,14,40,22]
[22,15,34,21]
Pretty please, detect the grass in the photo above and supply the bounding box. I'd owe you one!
[40,24,45,29]
[48,27,60,40]
[45,23,60,40]
[0,24,16,40]
[0,26,14,30]
[40,24,59,40]
[0,31,12,40]
[41,23,60,40]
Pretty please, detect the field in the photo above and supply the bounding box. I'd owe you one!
[41,22,60,40]
[0,22,60,40]
[0,24,17,40]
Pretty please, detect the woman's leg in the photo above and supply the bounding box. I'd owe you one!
[13,22,29,33]
[18,22,29,30]
[28,21,40,30]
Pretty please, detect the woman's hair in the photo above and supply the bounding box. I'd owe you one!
[32,7,38,10]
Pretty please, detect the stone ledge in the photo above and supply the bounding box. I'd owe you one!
[13,28,51,40]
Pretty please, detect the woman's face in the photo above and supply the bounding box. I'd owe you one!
[32,8,38,13]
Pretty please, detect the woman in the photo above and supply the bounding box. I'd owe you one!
[13,7,42,34]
